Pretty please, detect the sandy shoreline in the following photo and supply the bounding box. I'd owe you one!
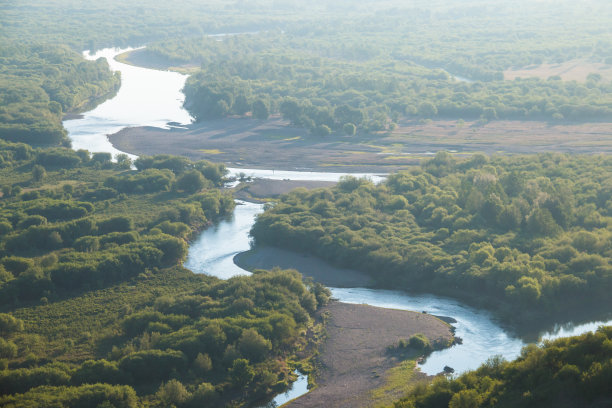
[288,301,453,408]
[235,247,374,288]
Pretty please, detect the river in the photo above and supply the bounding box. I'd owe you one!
[64,47,612,405]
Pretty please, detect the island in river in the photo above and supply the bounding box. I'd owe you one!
[109,116,612,173]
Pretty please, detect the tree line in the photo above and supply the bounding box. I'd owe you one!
[251,153,612,324]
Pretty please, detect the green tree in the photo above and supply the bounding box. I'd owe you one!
[157,379,191,406]
[32,165,46,182]
[418,102,438,118]
[0,313,24,336]
[252,99,270,120]
[238,329,271,362]
[229,359,255,387]
[116,154,132,169]
[343,122,357,135]
[176,170,207,193]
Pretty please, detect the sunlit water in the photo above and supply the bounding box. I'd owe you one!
[62,47,612,403]
[64,48,192,156]
[228,168,386,184]
[258,370,308,408]
[187,202,612,376]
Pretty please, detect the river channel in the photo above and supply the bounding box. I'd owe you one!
[64,47,612,405]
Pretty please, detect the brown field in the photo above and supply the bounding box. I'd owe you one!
[110,117,612,173]
[504,59,612,82]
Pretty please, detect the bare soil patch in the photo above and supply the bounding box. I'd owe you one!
[504,59,612,82]
[110,117,612,173]
[287,302,453,408]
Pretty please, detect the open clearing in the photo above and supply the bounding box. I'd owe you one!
[504,59,612,82]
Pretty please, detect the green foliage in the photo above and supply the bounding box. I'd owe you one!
[0,150,233,302]
[408,333,433,352]
[0,313,25,336]
[230,358,255,387]
[0,383,138,408]
[0,43,120,146]
[176,170,207,193]
[393,327,612,408]
[252,154,612,319]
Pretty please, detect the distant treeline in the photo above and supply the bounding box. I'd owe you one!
[177,32,612,136]
[251,153,612,321]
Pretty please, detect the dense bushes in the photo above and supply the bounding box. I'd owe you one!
[0,150,232,302]
[251,154,612,320]
[394,326,612,408]
[0,43,120,146]
[0,383,138,408]
[0,269,329,406]
[0,146,330,406]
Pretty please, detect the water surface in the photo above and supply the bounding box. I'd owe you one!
[63,46,612,394]
[64,48,191,156]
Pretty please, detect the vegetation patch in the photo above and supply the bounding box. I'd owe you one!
[251,153,612,326]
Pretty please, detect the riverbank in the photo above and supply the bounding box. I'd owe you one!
[109,117,612,173]
[287,301,453,408]
[235,247,373,288]
[235,246,612,341]
[233,179,337,202]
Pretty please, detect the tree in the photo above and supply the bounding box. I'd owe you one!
[32,165,46,182]
[157,379,191,406]
[482,107,497,120]
[0,313,24,336]
[193,353,212,374]
[176,170,206,193]
[0,338,18,358]
[280,98,302,123]
[314,124,331,136]
[418,102,437,118]
[92,152,112,168]
[238,329,271,362]
[233,94,251,115]
[449,389,481,408]
[252,99,270,120]
[229,359,255,387]
[334,105,364,127]
[343,122,356,135]
[116,154,132,169]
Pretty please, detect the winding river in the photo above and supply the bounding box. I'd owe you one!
[65,48,612,404]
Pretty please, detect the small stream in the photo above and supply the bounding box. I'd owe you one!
[64,47,612,406]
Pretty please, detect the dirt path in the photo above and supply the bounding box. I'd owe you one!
[109,118,612,173]
[287,302,453,408]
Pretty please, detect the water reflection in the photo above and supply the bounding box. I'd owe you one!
[64,47,192,155]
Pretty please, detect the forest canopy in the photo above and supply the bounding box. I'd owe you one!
[0,143,330,406]
[251,153,612,322]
